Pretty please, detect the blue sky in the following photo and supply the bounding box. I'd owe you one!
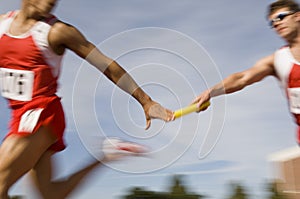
[1,0,299,198]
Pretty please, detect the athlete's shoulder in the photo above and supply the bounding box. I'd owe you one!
[274,45,290,58]
[4,11,18,18]
[0,12,9,22]
[276,45,289,52]
[51,19,75,29]
[0,14,4,22]
[255,53,275,71]
[0,10,18,22]
[48,20,79,55]
[50,19,81,39]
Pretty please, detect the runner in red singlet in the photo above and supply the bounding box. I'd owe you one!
[0,0,173,198]
[192,0,300,144]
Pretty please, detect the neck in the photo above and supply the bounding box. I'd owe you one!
[8,2,41,36]
[287,31,300,48]
[285,23,300,45]
[19,1,44,22]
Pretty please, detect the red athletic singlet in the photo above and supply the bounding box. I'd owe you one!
[274,46,300,144]
[0,11,63,107]
[0,11,66,151]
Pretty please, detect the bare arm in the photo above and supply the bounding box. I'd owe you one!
[49,22,173,128]
[193,54,276,107]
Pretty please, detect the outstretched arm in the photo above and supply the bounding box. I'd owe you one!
[192,54,276,108]
[49,22,173,129]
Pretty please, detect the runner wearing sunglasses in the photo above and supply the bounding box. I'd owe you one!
[192,0,300,144]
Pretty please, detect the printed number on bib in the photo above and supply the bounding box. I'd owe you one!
[288,88,300,114]
[18,108,44,133]
[0,68,34,101]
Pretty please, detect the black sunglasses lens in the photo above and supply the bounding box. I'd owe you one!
[269,13,291,27]
[278,14,287,20]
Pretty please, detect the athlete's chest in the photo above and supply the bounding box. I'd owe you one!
[0,34,46,67]
[8,19,37,36]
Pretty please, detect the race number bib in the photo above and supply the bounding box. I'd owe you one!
[18,108,43,133]
[0,68,34,101]
[288,87,300,114]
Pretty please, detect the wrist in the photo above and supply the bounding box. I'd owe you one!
[207,88,214,98]
[209,85,224,98]
[132,88,152,106]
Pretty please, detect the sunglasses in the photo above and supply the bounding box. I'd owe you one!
[269,11,296,28]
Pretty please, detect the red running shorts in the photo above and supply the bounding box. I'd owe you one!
[6,95,66,152]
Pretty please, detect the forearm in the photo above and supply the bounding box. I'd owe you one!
[209,72,247,98]
[104,61,152,106]
[82,47,152,106]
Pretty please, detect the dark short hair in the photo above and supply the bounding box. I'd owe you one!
[268,0,300,16]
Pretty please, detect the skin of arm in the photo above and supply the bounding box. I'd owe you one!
[193,54,277,108]
[48,22,172,128]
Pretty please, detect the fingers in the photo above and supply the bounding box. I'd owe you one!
[194,100,210,113]
[148,104,173,121]
[143,96,210,129]
[191,92,211,113]
[145,118,151,130]
[163,110,174,122]
[144,103,173,130]
[191,96,201,105]
[165,108,174,122]
[189,98,203,113]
